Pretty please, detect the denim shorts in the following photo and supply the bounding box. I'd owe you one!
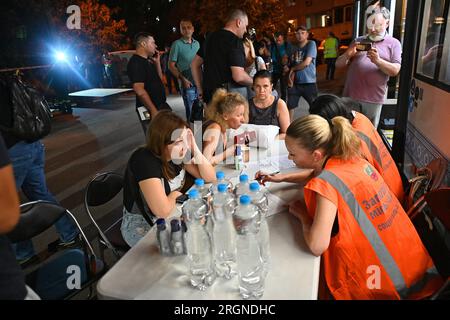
[120,209,152,247]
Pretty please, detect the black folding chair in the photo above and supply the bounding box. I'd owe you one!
[7,200,106,300]
[84,172,129,261]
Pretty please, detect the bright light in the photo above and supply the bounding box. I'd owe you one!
[55,51,67,62]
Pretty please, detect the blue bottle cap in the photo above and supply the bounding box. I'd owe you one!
[239,195,251,205]
[249,182,260,192]
[170,219,180,232]
[216,171,225,180]
[188,188,199,198]
[239,174,249,182]
[217,183,227,193]
[156,218,166,230]
[194,178,204,187]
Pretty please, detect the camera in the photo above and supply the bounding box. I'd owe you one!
[356,42,372,51]
[245,28,257,42]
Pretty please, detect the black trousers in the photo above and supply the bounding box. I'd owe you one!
[325,58,336,80]
[271,72,288,102]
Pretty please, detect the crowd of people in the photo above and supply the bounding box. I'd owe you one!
[0,1,444,300]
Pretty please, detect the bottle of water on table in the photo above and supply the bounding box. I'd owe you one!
[182,189,215,290]
[211,183,237,279]
[233,195,266,299]
[234,174,250,198]
[249,182,270,276]
[210,171,233,195]
[156,218,171,256]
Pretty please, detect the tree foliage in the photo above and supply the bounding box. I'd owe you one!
[187,0,288,37]
[44,0,129,56]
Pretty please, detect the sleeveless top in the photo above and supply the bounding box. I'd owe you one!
[249,97,279,127]
[201,120,226,156]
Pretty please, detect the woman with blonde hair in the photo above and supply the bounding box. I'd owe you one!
[285,114,441,299]
[202,89,248,166]
[121,111,215,247]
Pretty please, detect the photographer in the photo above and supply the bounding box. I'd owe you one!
[336,0,401,128]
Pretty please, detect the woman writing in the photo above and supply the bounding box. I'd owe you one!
[309,94,404,202]
[285,114,441,299]
[121,111,215,247]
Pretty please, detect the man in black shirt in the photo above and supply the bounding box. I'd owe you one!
[191,9,253,103]
[127,32,170,135]
[0,134,27,300]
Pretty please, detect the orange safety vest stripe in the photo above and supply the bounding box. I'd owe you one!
[304,157,442,299]
[353,112,404,202]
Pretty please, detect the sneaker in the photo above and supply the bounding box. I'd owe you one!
[47,236,82,253]
[18,255,40,269]
[58,236,83,250]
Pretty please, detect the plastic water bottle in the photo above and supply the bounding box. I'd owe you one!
[210,171,233,195]
[194,178,211,202]
[170,219,184,255]
[233,195,266,299]
[249,182,270,276]
[156,219,171,256]
[182,189,215,290]
[234,174,250,198]
[181,219,188,254]
[211,183,237,279]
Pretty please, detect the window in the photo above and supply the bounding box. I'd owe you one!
[438,5,450,84]
[415,0,450,91]
[335,7,344,24]
[345,6,353,22]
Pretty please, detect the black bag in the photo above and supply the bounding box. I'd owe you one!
[0,75,52,142]
[190,98,204,123]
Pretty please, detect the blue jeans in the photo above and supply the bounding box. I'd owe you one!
[181,85,198,122]
[8,141,79,260]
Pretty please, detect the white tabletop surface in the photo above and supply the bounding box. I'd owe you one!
[68,88,132,97]
[97,140,320,300]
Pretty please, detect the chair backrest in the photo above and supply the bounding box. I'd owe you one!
[408,187,450,291]
[84,172,125,258]
[406,157,448,211]
[7,201,65,243]
[6,200,105,299]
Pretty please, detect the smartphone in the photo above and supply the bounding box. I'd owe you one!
[176,194,189,204]
[356,42,372,51]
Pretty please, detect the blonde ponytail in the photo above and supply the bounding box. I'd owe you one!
[286,115,361,160]
[205,88,248,129]
[330,116,361,160]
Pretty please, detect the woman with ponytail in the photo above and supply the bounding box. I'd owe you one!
[286,115,441,300]
[309,94,404,202]
[202,89,248,165]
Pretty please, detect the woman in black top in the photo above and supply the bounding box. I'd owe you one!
[121,111,215,247]
[249,70,290,139]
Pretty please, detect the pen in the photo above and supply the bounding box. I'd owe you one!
[256,170,280,181]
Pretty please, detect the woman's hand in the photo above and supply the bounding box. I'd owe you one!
[255,171,284,186]
[288,199,311,226]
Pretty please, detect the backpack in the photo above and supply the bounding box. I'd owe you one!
[0,74,52,142]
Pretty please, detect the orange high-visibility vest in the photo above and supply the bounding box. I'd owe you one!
[352,112,404,203]
[304,157,442,299]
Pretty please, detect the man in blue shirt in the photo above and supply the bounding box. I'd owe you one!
[169,19,200,122]
[287,26,318,121]
[270,32,293,102]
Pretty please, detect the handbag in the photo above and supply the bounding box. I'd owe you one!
[189,98,204,123]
